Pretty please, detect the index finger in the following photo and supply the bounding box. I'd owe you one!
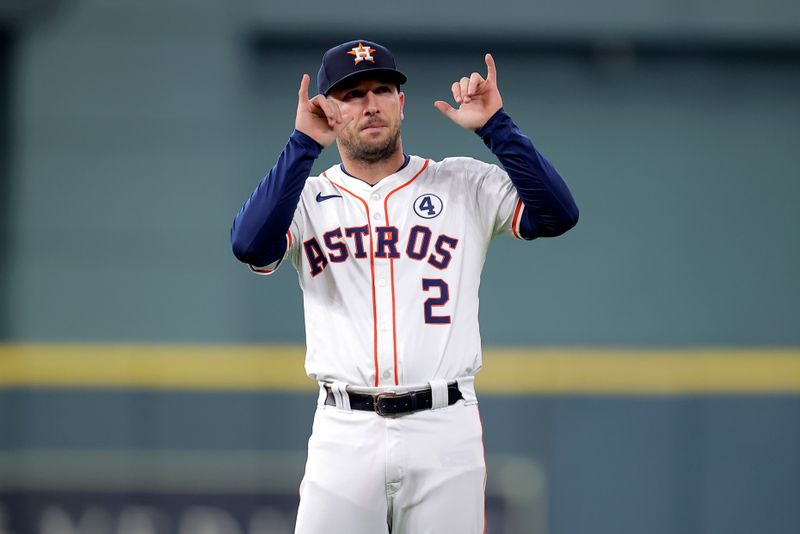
[298,74,310,103]
[485,53,497,83]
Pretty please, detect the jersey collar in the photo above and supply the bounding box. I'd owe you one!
[339,154,411,183]
[325,155,426,195]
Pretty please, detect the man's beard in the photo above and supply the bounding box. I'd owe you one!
[338,123,402,164]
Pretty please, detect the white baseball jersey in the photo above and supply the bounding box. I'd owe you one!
[251,155,526,388]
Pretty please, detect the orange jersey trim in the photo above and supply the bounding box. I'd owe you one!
[383,160,430,385]
[511,198,524,240]
[248,265,275,275]
[325,173,381,387]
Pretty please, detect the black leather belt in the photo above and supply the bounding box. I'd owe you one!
[324,383,463,416]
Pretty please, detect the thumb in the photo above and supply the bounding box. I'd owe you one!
[434,100,457,120]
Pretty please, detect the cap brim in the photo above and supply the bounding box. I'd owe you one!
[324,69,407,95]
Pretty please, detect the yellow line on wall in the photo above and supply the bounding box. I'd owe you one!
[479,348,800,394]
[0,344,798,394]
[0,344,310,391]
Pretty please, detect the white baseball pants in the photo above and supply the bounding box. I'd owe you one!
[294,391,486,534]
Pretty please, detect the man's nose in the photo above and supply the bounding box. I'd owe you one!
[364,91,379,113]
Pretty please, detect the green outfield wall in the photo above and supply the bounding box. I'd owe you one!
[6,43,800,345]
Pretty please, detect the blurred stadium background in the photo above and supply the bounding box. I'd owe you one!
[0,0,799,533]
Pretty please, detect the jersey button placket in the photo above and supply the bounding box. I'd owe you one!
[371,197,394,386]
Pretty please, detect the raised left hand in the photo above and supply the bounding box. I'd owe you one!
[434,53,503,131]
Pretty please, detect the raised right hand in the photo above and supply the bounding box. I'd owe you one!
[295,74,353,147]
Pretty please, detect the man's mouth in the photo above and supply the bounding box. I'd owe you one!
[362,121,386,130]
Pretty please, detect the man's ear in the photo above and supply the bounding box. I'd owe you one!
[399,91,405,120]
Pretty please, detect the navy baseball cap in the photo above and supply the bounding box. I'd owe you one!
[317,39,407,96]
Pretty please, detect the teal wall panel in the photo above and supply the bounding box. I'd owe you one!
[8,43,799,344]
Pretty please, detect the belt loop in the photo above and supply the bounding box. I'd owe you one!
[331,381,351,412]
[428,379,449,410]
[317,384,328,406]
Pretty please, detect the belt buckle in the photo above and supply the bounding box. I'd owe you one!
[373,391,397,417]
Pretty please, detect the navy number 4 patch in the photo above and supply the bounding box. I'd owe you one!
[413,194,443,219]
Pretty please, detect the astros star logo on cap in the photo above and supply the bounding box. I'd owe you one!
[347,42,375,64]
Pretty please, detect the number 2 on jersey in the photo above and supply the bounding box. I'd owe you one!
[422,278,450,324]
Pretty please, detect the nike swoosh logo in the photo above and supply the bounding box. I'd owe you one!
[316,192,343,202]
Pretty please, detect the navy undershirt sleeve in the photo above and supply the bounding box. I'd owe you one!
[476,108,579,239]
[231,130,322,267]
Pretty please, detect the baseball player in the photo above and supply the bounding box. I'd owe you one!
[231,39,578,534]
